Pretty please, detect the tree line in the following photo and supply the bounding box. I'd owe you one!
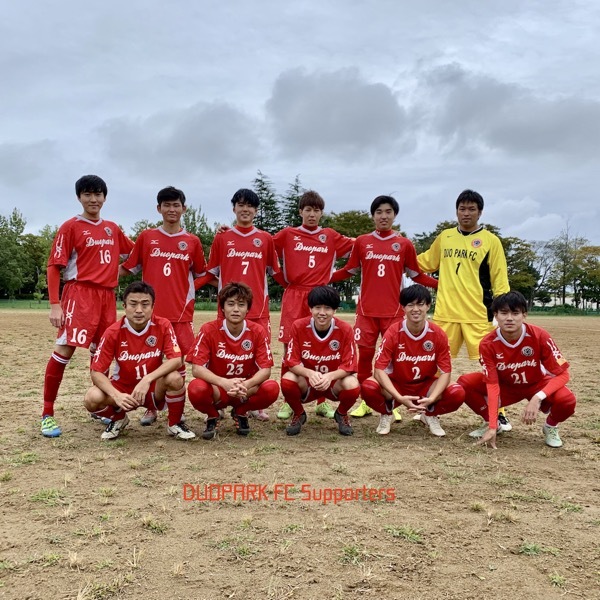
[1,172,599,311]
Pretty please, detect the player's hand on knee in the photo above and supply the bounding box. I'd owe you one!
[115,393,139,411]
[403,396,423,412]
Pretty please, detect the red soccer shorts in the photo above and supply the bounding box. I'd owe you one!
[278,286,312,344]
[55,282,117,349]
[353,314,403,348]
[171,321,195,356]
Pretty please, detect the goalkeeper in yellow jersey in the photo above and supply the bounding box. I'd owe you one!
[417,189,511,431]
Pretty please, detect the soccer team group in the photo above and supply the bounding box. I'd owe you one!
[39,175,577,449]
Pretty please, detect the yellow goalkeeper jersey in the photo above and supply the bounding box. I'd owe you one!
[417,226,509,324]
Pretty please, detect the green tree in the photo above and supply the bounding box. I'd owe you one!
[279,175,304,228]
[548,227,588,305]
[0,209,28,299]
[503,237,538,305]
[253,170,282,235]
[412,220,456,254]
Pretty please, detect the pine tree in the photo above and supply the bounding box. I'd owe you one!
[253,170,282,235]
[279,175,304,228]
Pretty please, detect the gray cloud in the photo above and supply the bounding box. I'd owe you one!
[0,140,56,187]
[266,68,412,160]
[419,63,600,159]
[99,102,263,178]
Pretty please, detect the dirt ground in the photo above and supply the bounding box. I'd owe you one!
[0,310,599,600]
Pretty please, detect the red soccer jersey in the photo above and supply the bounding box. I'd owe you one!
[91,315,181,391]
[121,227,206,323]
[374,319,452,384]
[479,323,569,389]
[207,227,280,320]
[48,217,133,288]
[285,316,357,374]
[343,231,422,317]
[273,226,353,287]
[187,319,273,379]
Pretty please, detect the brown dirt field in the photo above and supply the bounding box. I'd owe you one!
[0,311,599,600]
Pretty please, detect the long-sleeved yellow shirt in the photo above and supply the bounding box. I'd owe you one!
[417,226,509,324]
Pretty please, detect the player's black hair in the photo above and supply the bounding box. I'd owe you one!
[307,286,340,310]
[491,291,528,314]
[455,189,484,211]
[299,190,325,211]
[75,175,107,198]
[157,186,186,206]
[230,188,260,208]
[218,281,254,310]
[400,284,431,306]
[370,195,399,216]
[122,281,155,304]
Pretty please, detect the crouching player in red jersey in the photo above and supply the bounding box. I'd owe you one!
[83,282,185,441]
[186,282,280,440]
[282,286,360,437]
[360,284,465,436]
[458,291,576,449]
[120,186,206,438]
[42,175,134,438]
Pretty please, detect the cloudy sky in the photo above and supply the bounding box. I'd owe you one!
[1,1,599,243]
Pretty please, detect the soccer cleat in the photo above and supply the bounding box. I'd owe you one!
[249,409,270,421]
[277,402,293,420]
[41,415,62,438]
[350,400,372,418]
[393,407,403,422]
[167,421,196,440]
[469,422,501,439]
[90,413,112,425]
[376,414,394,435]
[231,409,251,436]
[286,412,307,436]
[543,424,563,448]
[418,414,446,437]
[334,411,353,436]
[140,409,158,426]
[498,412,512,432]
[315,401,336,419]
[101,415,130,441]
[202,418,219,440]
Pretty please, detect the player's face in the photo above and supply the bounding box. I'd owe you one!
[495,308,526,340]
[403,300,429,329]
[456,201,482,232]
[299,206,323,228]
[78,191,106,220]
[310,304,335,331]
[223,296,249,325]
[123,293,154,331]
[233,201,257,227]
[157,200,186,225]
[372,203,396,231]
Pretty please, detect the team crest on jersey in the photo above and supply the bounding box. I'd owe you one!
[145,336,158,347]
[422,341,434,352]
[253,238,262,247]
[471,238,482,248]
[319,234,327,243]
[521,346,534,357]
[178,241,188,251]
[329,340,340,351]
[241,339,253,351]
[104,227,113,237]
[391,242,401,252]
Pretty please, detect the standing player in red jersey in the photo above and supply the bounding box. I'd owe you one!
[273,190,354,420]
[360,285,465,436]
[119,186,206,439]
[331,195,438,420]
[186,282,280,440]
[83,282,185,441]
[199,188,280,421]
[457,291,576,449]
[282,286,360,436]
[41,175,134,438]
